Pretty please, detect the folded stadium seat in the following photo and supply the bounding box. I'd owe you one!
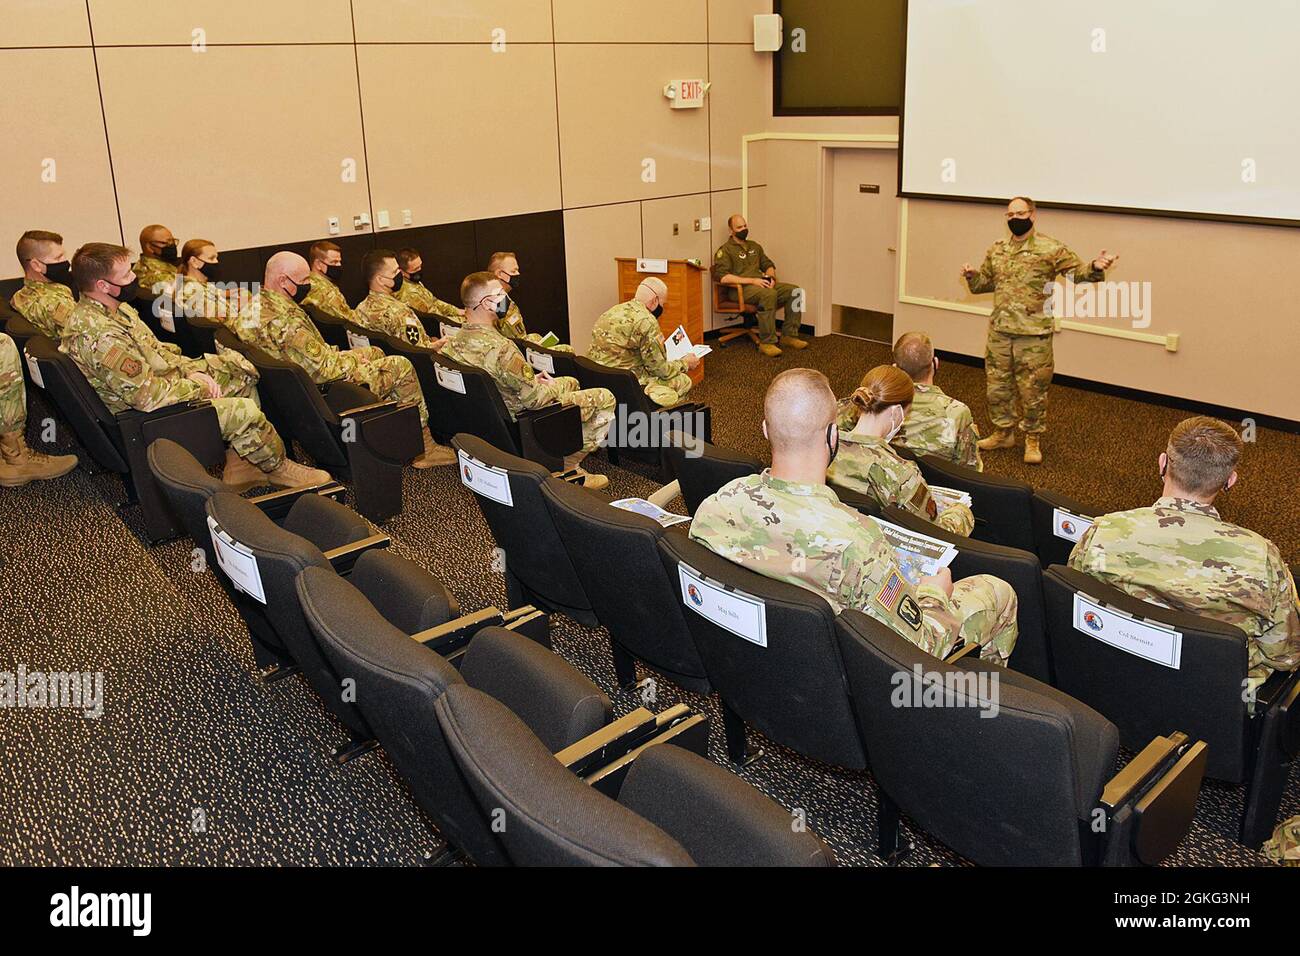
[879,504,1054,684]
[295,566,611,865]
[451,433,596,627]
[25,334,225,543]
[1031,487,1100,568]
[662,433,762,516]
[1042,565,1300,847]
[572,355,711,478]
[434,353,582,472]
[215,327,420,524]
[539,476,710,692]
[435,683,836,866]
[913,453,1035,553]
[833,609,1208,866]
[516,339,581,381]
[656,531,866,768]
[303,303,352,351]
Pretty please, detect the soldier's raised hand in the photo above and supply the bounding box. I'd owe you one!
[960,262,978,280]
[1093,250,1119,271]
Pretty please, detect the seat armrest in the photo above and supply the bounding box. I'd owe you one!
[1101,733,1185,810]
[502,606,550,647]
[410,607,505,659]
[1097,732,1208,866]
[337,399,399,417]
[322,533,391,574]
[249,483,346,521]
[554,706,665,774]
[943,641,980,664]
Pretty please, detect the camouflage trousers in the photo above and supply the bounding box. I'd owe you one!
[211,397,284,471]
[0,333,26,434]
[1263,815,1300,866]
[926,574,1019,664]
[347,353,428,428]
[192,344,260,402]
[641,370,694,409]
[935,503,975,538]
[541,376,616,452]
[741,282,802,344]
[986,330,1053,434]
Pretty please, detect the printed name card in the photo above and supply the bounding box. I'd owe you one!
[1072,593,1182,668]
[457,449,513,506]
[1052,508,1095,542]
[439,322,458,340]
[677,563,767,647]
[207,516,267,604]
[24,351,44,389]
[526,348,555,375]
[346,329,371,350]
[435,364,466,394]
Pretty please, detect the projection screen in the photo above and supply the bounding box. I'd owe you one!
[900,0,1300,224]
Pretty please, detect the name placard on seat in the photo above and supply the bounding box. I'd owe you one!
[346,329,371,350]
[435,364,466,394]
[525,347,555,375]
[1072,593,1182,669]
[439,322,458,340]
[457,449,512,506]
[159,311,176,333]
[23,351,43,389]
[1053,508,1095,542]
[207,516,266,603]
[677,563,767,647]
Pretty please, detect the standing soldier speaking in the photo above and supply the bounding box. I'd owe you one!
[961,197,1117,464]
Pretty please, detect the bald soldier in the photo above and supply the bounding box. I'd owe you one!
[890,331,982,471]
[352,249,446,349]
[395,248,463,320]
[486,251,573,352]
[60,243,329,489]
[232,251,454,468]
[712,214,805,357]
[10,230,77,338]
[0,331,78,487]
[691,368,1017,663]
[135,224,181,295]
[962,197,1117,464]
[442,272,616,491]
[587,277,698,407]
[303,240,354,323]
[1069,416,1300,697]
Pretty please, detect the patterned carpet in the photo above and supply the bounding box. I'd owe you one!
[0,331,1293,866]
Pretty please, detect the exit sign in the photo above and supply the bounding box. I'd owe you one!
[671,79,707,109]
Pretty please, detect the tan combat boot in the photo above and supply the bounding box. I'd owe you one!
[758,343,782,357]
[265,457,332,489]
[1023,434,1043,465]
[779,335,808,350]
[977,428,1016,451]
[412,427,456,469]
[0,431,78,487]
[560,452,609,492]
[221,448,265,491]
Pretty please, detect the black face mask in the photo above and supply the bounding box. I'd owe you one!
[43,260,73,287]
[1008,217,1033,238]
[826,424,839,467]
[504,274,521,292]
[108,277,140,303]
[290,278,311,304]
[198,261,222,281]
[735,229,749,242]
[325,264,344,282]
[390,274,403,293]
[159,243,180,263]
[408,271,423,285]
[494,295,511,320]
[650,303,664,319]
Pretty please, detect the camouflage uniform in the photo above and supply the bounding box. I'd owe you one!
[134,255,178,297]
[59,298,284,470]
[966,232,1104,434]
[897,383,983,471]
[712,237,801,345]
[0,333,27,433]
[1263,816,1300,866]
[10,279,76,338]
[441,323,614,453]
[354,290,439,348]
[495,300,574,353]
[303,272,354,323]
[175,275,248,323]
[234,288,429,427]
[397,279,461,320]
[828,431,975,536]
[690,471,1018,663]
[1068,496,1300,690]
[587,299,693,408]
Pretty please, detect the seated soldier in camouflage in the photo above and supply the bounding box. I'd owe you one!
[691,368,1017,663]
[353,249,446,349]
[1264,815,1300,866]
[891,331,982,471]
[134,224,181,296]
[175,238,249,323]
[587,277,698,408]
[10,230,77,338]
[828,366,976,537]
[0,330,78,486]
[233,251,454,468]
[487,251,573,352]
[712,214,805,358]
[1069,416,1300,696]
[442,272,615,491]
[60,243,329,489]
[395,248,463,320]
[302,240,354,323]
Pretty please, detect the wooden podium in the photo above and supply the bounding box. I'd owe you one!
[614,258,705,385]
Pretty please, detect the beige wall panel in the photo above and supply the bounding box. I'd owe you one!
[709,0,772,44]
[88,0,353,45]
[358,44,560,226]
[352,0,553,43]
[563,202,643,353]
[553,0,706,43]
[96,45,369,254]
[756,139,822,327]
[708,43,770,190]
[0,49,120,279]
[640,192,712,322]
[5,0,91,47]
[555,43,709,208]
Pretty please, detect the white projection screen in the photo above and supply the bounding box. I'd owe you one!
[900,0,1300,224]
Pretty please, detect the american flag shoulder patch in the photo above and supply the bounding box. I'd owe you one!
[875,570,906,612]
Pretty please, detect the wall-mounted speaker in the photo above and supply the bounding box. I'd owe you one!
[753,14,783,52]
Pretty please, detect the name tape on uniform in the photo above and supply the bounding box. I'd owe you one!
[23,351,44,389]
[525,347,555,375]
[457,449,512,506]
[439,322,458,340]
[207,516,267,604]
[677,563,767,647]
[346,329,371,350]
[1072,593,1182,669]
[1052,508,1095,543]
[435,364,466,394]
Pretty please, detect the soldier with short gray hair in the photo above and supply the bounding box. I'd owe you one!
[587,276,697,407]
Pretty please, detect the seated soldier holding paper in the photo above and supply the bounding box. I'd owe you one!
[587,277,697,408]
[1068,416,1300,693]
[690,368,1017,664]
[828,365,976,537]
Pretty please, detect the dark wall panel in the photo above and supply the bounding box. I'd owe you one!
[472,210,570,342]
